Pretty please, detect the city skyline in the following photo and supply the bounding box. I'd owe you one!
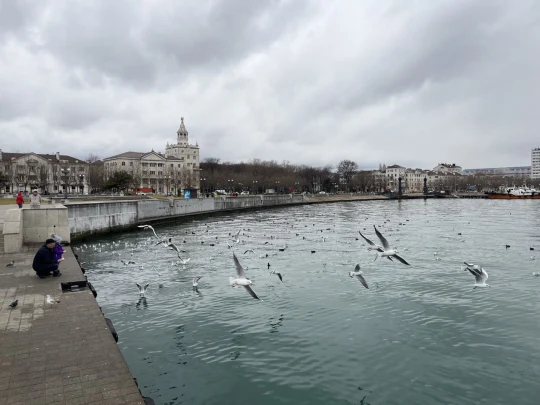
[1,1,539,168]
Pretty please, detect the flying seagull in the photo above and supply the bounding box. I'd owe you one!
[138,224,159,240]
[349,264,369,289]
[270,271,283,282]
[6,260,15,267]
[177,256,191,265]
[463,262,490,288]
[46,295,61,304]
[358,231,393,261]
[9,299,18,308]
[233,230,241,244]
[229,252,261,300]
[136,283,150,296]
[373,226,410,265]
[192,276,203,287]
[244,249,255,255]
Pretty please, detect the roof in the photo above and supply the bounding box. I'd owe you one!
[0,152,84,164]
[387,165,405,169]
[104,151,146,160]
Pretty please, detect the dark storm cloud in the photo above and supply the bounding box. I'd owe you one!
[0,0,539,169]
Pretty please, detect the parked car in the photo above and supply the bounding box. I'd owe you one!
[241,191,249,195]
[136,192,147,195]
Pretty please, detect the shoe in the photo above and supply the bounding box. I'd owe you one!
[53,271,62,277]
[38,275,46,279]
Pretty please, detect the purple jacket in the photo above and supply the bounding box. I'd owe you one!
[53,243,64,261]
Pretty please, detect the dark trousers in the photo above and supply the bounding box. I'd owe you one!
[18,204,22,208]
[34,263,59,277]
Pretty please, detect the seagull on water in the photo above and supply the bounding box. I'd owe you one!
[244,249,255,255]
[177,256,191,265]
[46,295,61,304]
[349,264,369,289]
[372,226,410,265]
[463,262,490,288]
[121,260,136,265]
[229,252,261,300]
[233,230,241,244]
[533,272,540,277]
[358,231,393,261]
[136,283,150,296]
[270,271,283,282]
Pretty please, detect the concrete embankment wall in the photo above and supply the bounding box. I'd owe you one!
[67,195,305,239]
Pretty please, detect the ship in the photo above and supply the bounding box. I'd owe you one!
[485,186,540,199]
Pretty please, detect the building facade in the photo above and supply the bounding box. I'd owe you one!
[433,163,462,174]
[462,166,531,176]
[532,148,540,179]
[102,118,201,194]
[386,165,406,190]
[0,150,89,195]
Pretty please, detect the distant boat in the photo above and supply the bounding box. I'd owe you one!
[485,186,540,199]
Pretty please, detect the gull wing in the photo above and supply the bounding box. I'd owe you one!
[233,252,246,279]
[358,231,376,247]
[169,243,180,253]
[393,254,410,266]
[244,249,255,255]
[373,226,390,250]
[136,283,142,292]
[143,283,150,292]
[276,273,283,282]
[243,285,261,300]
[355,274,369,289]
[480,269,488,282]
[235,229,241,238]
[354,264,361,272]
[467,267,483,283]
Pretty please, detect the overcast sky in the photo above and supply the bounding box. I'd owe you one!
[1,0,539,170]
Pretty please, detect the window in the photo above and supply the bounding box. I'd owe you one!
[130,162,133,167]
[150,171,155,175]
[143,171,148,175]
[122,162,126,166]
[78,166,85,172]
[158,172,162,176]
[142,163,149,167]
[158,163,163,167]
[150,163,157,167]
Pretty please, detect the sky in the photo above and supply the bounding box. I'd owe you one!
[0,0,539,170]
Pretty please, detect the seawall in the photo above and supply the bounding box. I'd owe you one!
[67,195,306,239]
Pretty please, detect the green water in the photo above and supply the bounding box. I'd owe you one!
[76,199,540,405]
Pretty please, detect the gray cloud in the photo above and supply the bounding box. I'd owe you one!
[0,0,539,170]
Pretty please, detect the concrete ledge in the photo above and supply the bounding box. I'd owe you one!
[22,204,71,244]
[2,208,23,253]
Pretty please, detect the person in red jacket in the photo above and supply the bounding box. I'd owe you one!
[16,192,24,208]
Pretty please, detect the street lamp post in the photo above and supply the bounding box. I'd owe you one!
[228,179,234,193]
[201,178,206,195]
[252,180,258,194]
[275,181,280,193]
[61,168,70,199]
[78,174,85,195]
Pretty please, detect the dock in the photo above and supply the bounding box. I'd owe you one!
[0,204,145,405]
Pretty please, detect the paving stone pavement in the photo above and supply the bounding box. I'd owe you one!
[0,246,145,405]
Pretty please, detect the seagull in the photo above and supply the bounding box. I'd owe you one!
[192,276,203,287]
[531,256,535,261]
[121,260,136,265]
[244,249,255,255]
[136,283,150,297]
[6,260,15,267]
[278,244,288,252]
[9,299,18,308]
[233,230,241,244]
[155,237,172,247]
[349,264,369,289]
[138,224,159,240]
[463,262,490,288]
[169,242,186,256]
[372,226,410,265]
[533,272,540,277]
[270,271,283,282]
[177,256,191,265]
[359,231,394,261]
[46,295,61,304]
[229,252,261,300]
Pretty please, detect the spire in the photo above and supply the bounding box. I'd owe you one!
[177,116,188,145]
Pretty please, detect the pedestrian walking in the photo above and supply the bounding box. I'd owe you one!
[16,191,24,208]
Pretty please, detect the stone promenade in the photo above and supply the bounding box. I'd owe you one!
[0,245,144,405]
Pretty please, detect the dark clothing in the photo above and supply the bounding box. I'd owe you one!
[33,245,59,277]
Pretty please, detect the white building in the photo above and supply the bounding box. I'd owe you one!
[405,169,425,193]
[0,150,89,195]
[103,118,200,194]
[433,163,462,174]
[532,148,540,179]
[386,165,406,190]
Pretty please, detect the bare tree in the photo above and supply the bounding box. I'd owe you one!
[337,160,358,184]
[88,162,105,193]
[86,153,100,163]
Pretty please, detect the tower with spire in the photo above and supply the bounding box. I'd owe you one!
[165,117,201,191]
